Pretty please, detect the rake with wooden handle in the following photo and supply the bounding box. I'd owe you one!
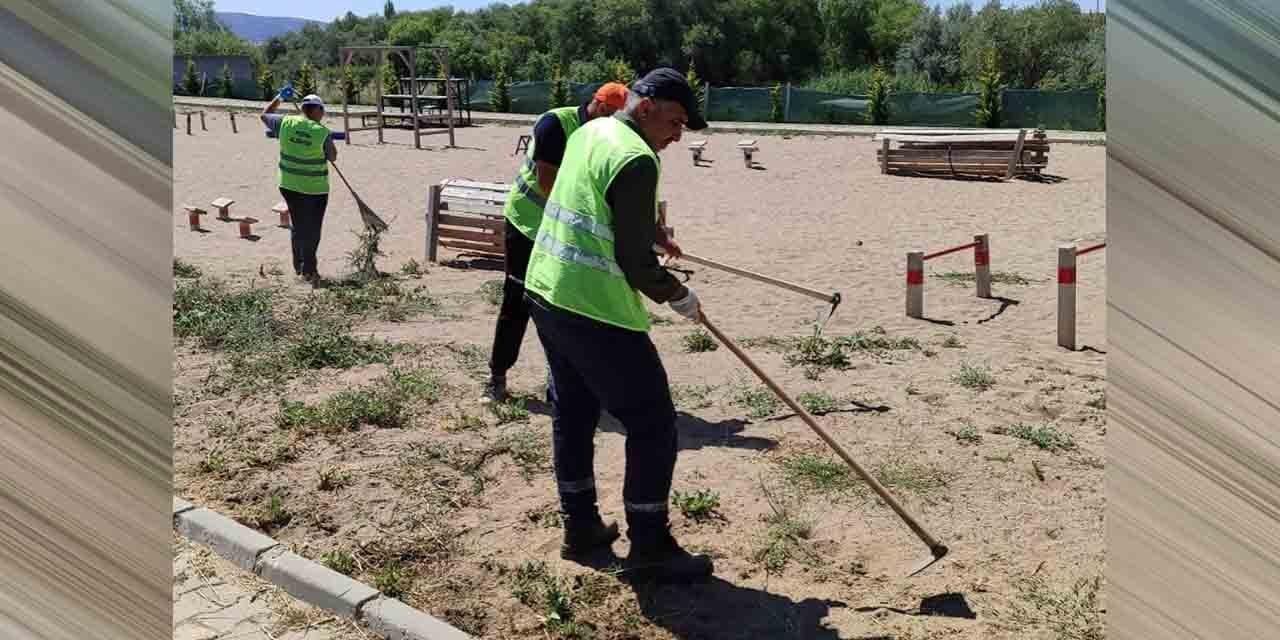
[698,311,949,577]
[329,161,389,233]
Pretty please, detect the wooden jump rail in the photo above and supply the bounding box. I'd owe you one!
[1058,242,1106,350]
[907,234,991,319]
[425,179,509,263]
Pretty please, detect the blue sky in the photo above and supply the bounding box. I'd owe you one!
[213,0,1104,23]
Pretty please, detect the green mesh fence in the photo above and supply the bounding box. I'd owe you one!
[1002,89,1099,131]
[462,80,1102,131]
[466,81,608,114]
[705,86,774,122]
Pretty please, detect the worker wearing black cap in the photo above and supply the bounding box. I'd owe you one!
[522,67,712,582]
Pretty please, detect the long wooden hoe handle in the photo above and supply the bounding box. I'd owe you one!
[699,312,946,555]
[660,249,839,306]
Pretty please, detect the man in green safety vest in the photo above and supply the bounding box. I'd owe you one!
[261,84,336,287]
[523,68,711,582]
[482,82,630,402]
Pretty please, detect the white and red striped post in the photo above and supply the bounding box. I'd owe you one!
[975,233,991,298]
[906,250,924,318]
[1057,245,1078,350]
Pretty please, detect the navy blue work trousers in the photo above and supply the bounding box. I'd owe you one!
[526,291,678,539]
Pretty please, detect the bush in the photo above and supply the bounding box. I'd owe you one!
[490,65,512,112]
[865,65,891,125]
[182,57,201,96]
[296,60,317,97]
[340,65,358,103]
[549,64,570,108]
[686,63,706,113]
[259,67,274,100]
[218,63,233,98]
[975,48,1003,128]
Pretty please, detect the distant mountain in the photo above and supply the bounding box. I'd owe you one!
[215,12,325,43]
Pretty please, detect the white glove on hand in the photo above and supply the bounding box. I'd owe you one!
[668,288,701,322]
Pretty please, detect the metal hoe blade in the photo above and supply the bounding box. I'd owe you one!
[907,544,950,578]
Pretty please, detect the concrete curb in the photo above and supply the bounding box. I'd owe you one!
[172,496,475,640]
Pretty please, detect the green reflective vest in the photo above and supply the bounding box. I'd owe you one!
[524,116,659,332]
[503,106,583,239]
[278,116,330,195]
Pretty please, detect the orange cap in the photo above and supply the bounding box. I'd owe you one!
[593,82,629,109]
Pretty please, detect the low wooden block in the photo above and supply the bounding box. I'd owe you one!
[211,197,235,220]
[239,217,258,239]
[183,205,206,231]
[272,202,290,227]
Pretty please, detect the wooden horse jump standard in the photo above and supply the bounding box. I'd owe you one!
[425,179,509,263]
[907,234,992,319]
[737,139,759,168]
[1057,242,1105,350]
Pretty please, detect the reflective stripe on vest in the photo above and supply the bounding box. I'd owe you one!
[514,173,547,208]
[543,201,614,242]
[278,115,330,195]
[534,229,624,277]
[503,106,581,239]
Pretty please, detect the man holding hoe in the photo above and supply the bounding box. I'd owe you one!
[524,68,710,582]
[261,82,336,286]
[482,82,631,402]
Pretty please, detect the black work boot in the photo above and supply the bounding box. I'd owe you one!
[624,527,714,583]
[560,514,620,560]
[481,374,507,403]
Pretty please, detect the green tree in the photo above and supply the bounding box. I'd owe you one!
[549,63,571,108]
[384,0,396,21]
[974,47,1002,128]
[173,0,222,37]
[218,63,234,98]
[895,4,971,91]
[259,67,275,100]
[182,57,201,96]
[865,64,891,125]
[770,83,784,123]
[868,0,927,64]
[296,61,317,97]
[490,64,512,112]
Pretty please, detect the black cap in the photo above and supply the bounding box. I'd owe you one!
[631,67,708,130]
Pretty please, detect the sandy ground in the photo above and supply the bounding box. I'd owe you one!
[173,534,371,640]
[174,112,1106,639]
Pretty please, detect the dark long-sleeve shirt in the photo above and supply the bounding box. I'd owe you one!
[531,101,591,166]
[263,113,336,161]
[605,112,687,304]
